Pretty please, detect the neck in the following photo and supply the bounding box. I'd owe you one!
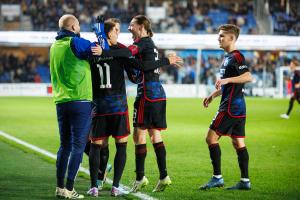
[140,30,148,38]
[224,43,236,53]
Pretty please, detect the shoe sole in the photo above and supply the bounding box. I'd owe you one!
[55,195,65,199]
[226,187,251,190]
[199,184,224,190]
[131,181,149,193]
[153,182,172,192]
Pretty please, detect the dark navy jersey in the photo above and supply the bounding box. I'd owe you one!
[218,50,249,117]
[89,44,139,115]
[130,37,166,101]
[292,70,300,92]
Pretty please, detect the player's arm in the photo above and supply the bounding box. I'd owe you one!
[123,64,142,84]
[71,37,101,60]
[203,89,222,108]
[215,55,252,90]
[215,72,252,90]
[125,56,183,71]
[101,43,183,71]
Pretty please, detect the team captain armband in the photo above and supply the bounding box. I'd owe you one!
[128,45,139,56]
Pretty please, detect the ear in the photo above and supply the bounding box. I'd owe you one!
[139,25,144,31]
[71,24,75,31]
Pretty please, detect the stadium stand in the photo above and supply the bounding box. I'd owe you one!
[0,0,299,89]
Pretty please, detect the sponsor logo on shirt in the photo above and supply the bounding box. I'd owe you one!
[239,65,248,70]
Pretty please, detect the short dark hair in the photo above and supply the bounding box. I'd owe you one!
[217,24,240,39]
[104,20,117,39]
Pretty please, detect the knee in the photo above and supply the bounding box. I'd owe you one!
[232,139,245,150]
[150,133,162,144]
[206,136,216,145]
[59,145,71,154]
[136,135,146,144]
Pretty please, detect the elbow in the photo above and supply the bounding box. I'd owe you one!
[247,72,253,83]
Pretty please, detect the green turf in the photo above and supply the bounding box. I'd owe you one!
[0,96,299,200]
[0,139,138,200]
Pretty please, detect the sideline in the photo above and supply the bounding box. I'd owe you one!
[0,130,157,200]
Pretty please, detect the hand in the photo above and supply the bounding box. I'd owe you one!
[92,23,102,37]
[215,78,229,90]
[92,19,109,50]
[168,55,184,68]
[203,95,213,108]
[91,44,102,56]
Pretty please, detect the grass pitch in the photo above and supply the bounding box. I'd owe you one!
[0,97,299,200]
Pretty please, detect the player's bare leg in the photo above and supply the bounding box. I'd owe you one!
[200,129,224,190]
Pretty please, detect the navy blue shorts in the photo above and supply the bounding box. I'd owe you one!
[133,98,167,129]
[209,111,246,138]
[90,112,130,141]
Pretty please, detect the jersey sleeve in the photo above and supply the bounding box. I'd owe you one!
[101,48,133,59]
[70,37,97,60]
[124,64,142,84]
[123,57,170,72]
[232,52,249,75]
[127,40,147,56]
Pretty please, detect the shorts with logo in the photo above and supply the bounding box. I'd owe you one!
[90,112,130,141]
[209,111,246,138]
[133,98,167,130]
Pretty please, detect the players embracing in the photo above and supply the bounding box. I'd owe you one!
[87,15,183,197]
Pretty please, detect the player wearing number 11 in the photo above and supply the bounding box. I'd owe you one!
[87,18,140,197]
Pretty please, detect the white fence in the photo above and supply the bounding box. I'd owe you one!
[0,83,208,98]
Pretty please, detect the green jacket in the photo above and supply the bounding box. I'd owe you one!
[50,36,92,104]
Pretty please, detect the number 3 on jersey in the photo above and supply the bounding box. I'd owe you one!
[97,63,112,88]
[153,48,160,74]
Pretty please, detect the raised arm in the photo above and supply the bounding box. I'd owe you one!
[215,72,252,90]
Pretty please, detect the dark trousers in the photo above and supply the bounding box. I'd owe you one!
[56,101,92,185]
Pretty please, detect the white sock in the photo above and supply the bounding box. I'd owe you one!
[240,178,250,182]
[213,175,222,179]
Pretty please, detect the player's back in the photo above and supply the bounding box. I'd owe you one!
[90,45,129,115]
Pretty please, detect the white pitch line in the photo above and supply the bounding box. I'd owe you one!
[0,130,157,200]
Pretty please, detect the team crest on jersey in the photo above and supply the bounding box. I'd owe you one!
[220,68,226,76]
[223,58,229,66]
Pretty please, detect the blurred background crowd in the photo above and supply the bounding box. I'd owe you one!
[0,0,299,90]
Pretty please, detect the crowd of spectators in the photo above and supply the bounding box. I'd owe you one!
[269,0,300,36]
[2,0,299,35]
[1,0,299,86]
[0,52,50,83]
[2,0,257,34]
[158,49,300,88]
[1,49,299,91]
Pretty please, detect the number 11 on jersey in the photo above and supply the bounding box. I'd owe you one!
[97,63,112,89]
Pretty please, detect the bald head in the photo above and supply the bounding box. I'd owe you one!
[58,14,80,33]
